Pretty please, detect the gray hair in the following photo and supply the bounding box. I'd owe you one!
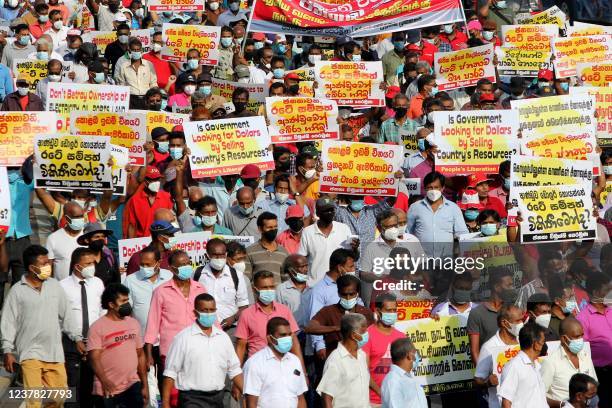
[415,61,431,72]
[36,38,52,52]
[340,313,367,339]
[191,91,206,106]
[390,338,416,363]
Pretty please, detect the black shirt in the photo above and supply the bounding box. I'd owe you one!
[104,40,127,76]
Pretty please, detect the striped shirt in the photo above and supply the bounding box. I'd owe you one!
[245,241,289,283]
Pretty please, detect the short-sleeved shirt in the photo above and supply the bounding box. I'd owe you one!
[312,304,374,354]
[377,117,419,145]
[466,303,501,347]
[541,343,597,403]
[576,304,612,367]
[245,241,289,282]
[276,229,302,254]
[87,315,143,396]
[124,185,173,238]
[7,172,34,239]
[498,351,548,408]
[474,331,516,408]
[222,205,264,239]
[235,301,299,358]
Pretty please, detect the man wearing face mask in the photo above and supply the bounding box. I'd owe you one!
[211,26,235,80]
[205,0,223,25]
[276,205,307,254]
[1,245,83,403]
[527,293,560,341]
[126,221,178,275]
[168,74,197,109]
[303,43,323,68]
[1,76,44,111]
[382,338,426,407]
[216,0,248,27]
[244,212,288,281]
[565,374,600,408]
[194,72,226,110]
[0,0,21,22]
[225,87,255,118]
[421,96,442,129]
[378,93,418,144]
[382,32,405,85]
[125,166,174,238]
[408,74,437,120]
[35,59,63,107]
[77,223,120,286]
[432,272,475,318]
[57,30,83,62]
[104,23,131,76]
[60,247,105,408]
[114,37,158,109]
[29,3,51,39]
[223,187,264,239]
[440,23,468,50]
[541,317,598,408]
[474,304,523,408]
[143,32,176,93]
[276,254,310,314]
[85,60,107,85]
[259,174,311,232]
[46,9,68,49]
[45,201,85,281]
[402,128,433,176]
[0,24,35,72]
[89,0,123,31]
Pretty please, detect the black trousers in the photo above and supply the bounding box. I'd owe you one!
[178,389,224,408]
[595,366,611,408]
[63,334,95,408]
[98,381,144,408]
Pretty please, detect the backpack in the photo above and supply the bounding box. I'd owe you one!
[193,264,239,291]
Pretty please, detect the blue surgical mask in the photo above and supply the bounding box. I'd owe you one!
[465,209,479,221]
[352,54,361,62]
[355,331,369,348]
[273,335,293,354]
[503,177,511,190]
[239,205,254,216]
[187,59,199,70]
[393,41,404,51]
[567,337,584,354]
[292,271,308,283]
[198,85,212,96]
[156,141,169,153]
[221,37,233,48]
[18,36,30,46]
[586,395,599,408]
[169,147,183,160]
[273,68,285,79]
[349,200,365,212]
[480,223,497,236]
[381,312,397,326]
[193,215,202,226]
[563,300,577,314]
[412,352,421,368]
[198,312,216,327]
[254,41,264,49]
[340,296,357,310]
[201,215,217,227]
[94,72,105,83]
[257,289,276,305]
[130,51,142,60]
[139,266,156,279]
[560,82,569,92]
[277,44,287,54]
[163,236,177,250]
[161,99,168,111]
[430,86,439,96]
[176,265,193,280]
[37,51,49,60]
[417,138,426,152]
[67,216,85,231]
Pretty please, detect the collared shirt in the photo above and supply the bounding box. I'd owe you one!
[0,63,13,102]
[0,42,35,72]
[213,46,234,80]
[124,185,174,238]
[199,177,242,223]
[114,59,158,96]
[46,228,83,281]
[275,279,307,315]
[360,240,426,275]
[402,152,427,175]
[489,185,509,205]
[298,221,353,286]
[7,171,33,239]
[276,229,302,254]
[316,342,370,408]
[245,241,289,283]
[475,331,517,408]
[377,116,419,145]
[576,304,612,367]
[124,268,173,334]
[258,198,310,232]
[222,205,264,239]
[197,264,249,321]
[216,9,249,27]
[44,26,69,50]
[431,301,475,317]
[144,279,207,356]
[177,209,232,234]
[541,344,598,403]
[313,303,374,354]
[498,351,548,408]
[164,324,242,391]
[334,201,390,252]
[381,364,427,408]
[29,21,52,39]
[243,347,308,408]
[1,276,79,363]
[235,301,299,358]
[382,49,403,85]
[407,198,468,257]
[60,274,105,337]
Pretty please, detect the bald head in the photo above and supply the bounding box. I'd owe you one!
[236,186,255,202]
[65,201,85,219]
[188,186,204,203]
[559,316,583,338]
[154,208,175,223]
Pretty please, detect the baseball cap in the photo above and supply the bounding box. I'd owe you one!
[197,72,213,83]
[150,220,180,235]
[67,29,82,37]
[145,166,162,179]
[467,20,482,31]
[286,204,305,219]
[467,173,493,188]
[458,190,484,210]
[537,69,554,81]
[385,85,401,99]
[240,164,261,179]
[285,72,300,81]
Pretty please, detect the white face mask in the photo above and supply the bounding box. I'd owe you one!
[534,313,552,328]
[53,20,63,30]
[308,54,321,65]
[507,321,523,338]
[383,227,400,241]
[483,31,495,41]
[209,257,226,271]
[183,85,196,95]
[80,265,96,279]
[426,189,442,202]
[232,261,246,273]
[153,43,162,53]
[148,180,161,192]
[208,1,219,10]
[304,169,316,179]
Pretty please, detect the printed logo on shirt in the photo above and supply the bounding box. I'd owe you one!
[103,330,137,350]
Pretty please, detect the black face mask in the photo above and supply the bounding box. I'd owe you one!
[223,176,238,191]
[234,101,247,113]
[117,302,132,318]
[108,3,120,12]
[89,239,105,252]
[262,229,278,242]
[394,107,408,118]
[149,102,162,111]
[288,84,300,94]
[318,210,335,225]
[244,51,255,61]
[287,218,304,233]
[277,160,290,171]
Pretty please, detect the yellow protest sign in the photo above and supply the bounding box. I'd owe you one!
[82,29,151,53]
[211,78,266,112]
[567,22,612,37]
[491,346,520,375]
[515,184,596,243]
[108,144,129,196]
[148,0,204,11]
[288,66,315,81]
[397,299,434,321]
[434,44,496,91]
[576,63,612,87]
[298,81,315,97]
[516,6,567,29]
[570,86,612,147]
[319,140,402,196]
[12,60,74,91]
[433,110,519,176]
[132,110,189,134]
[394,315,474,395]
[70,111,148,166]
[0,112,58,166]
[266,97,339,143]
[184,117,274,177]
[601,182,612,205]
[501,24,557,51]
[314,61,385,107]
[553,35,612,78]
[161,23,220,64]
[510,156,593,191]
[495,48,552,76]
[33,135,113,190]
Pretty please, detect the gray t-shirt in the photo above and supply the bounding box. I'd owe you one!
[466,303,500,347]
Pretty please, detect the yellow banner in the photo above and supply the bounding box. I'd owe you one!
[397,299,434,320]
[553,35,612,78]
[601,182,612,205]
[495,48,552,76]
[576,63,612,87]
[161,23,220,64]
[12,60,74,91]
[0,112,58,166]
[501,24,557,51]
[434,44,495,91]
[516,6,566,29]
[148,0,204,11]
[266,96,339,143]
[314,61,385,107]
[211,79,266,113]
[132,110,189,134]
[567,22,612,37]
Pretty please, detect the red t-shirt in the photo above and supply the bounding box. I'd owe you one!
[440,31,468,50]
[362,324,406,404]
[123,184,174,237]
[18,95,28,111]
[483,195,507,218]
[419,41,438,67]
[143,52,175,93]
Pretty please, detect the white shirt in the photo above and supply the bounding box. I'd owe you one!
[316,343,370,408]
[197,264,249,321]
[248,65,268,84]
[541,344,597,403]
[164,323,241,391]
[44,26,69,50]
[498,351,548,408]
[46,228,83,281]
[298,221,352,286]
[243,347,308,408]
[475,331,517,408]
[60,274,105,337]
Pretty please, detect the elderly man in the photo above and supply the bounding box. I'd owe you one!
[36,59,64,106]
[27,35,63,61]
[381,338,427,407]
[222,187,264,239]
[275,255,309,314]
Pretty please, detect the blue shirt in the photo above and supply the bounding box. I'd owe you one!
[382,364,428,408]
[407,198,468,257]
[334,200,389,252]
[0,7,19,23]
[0,63,14,102]
[258,198,310,232]
[7,171,34,239]
[124,268,173,334]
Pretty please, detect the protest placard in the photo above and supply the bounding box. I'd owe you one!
[46,83,130,132]
[0,167,10,234]
[433,110,519,176]
[109,145,128,196]
[510,156,594,191]
[567,22,612,37]
[403,178,422,196]
[314,61,385,107]
[494,48,552,76]
[576,63,612,87]
[12,60,74,91]
[397,299,434,320]
[266,97,339,143]
[511,95,598,170]
[70,111,147,166]
[552,35,612,78]
[501,24,557,51]
[319,140,402,196]
[298,81,315,97]
[161,23,220,64]
[514,184,596,243]
[0,112,58,166]
[570,86,612,147]
[132,110,189,134]
[118,237,151,269]
[211,79,266,113]
[601,182,612,205]
[490,345,521,376]
[82,29,151,53]
[516,6,567,29]
[148,0,204,11]
[185,116,274,178]
[394,315,474,395]
[249,0,463,37]
[34,135,113,190]
[434,44,495,91]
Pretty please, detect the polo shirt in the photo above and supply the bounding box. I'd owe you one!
[275,279,307,315]
[475,331,517,408]
[276,229,302,254]
[245,241,289,282]
[222,205,264,239]
[124,268,173,334]
[498,351,548,408]
[377,117,419,145]
[124,185,173,238]
[541,344,598,403]
[235,301,299,358]
[466,302,501,347]
[576,304,612,367]
[312,303,374,354]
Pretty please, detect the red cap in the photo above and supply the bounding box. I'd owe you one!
[479,92,495,102]
[284,72,300,80]
[385,85,401,99]
[145,166,162,179]
[458,190,485,210]
[240,164,261,179]
[286,204,304,219]
[406,43,421,51]
[172,124,184,132]
[537,69,554,81]
[252,33,266,41]
[467,173,493,188]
